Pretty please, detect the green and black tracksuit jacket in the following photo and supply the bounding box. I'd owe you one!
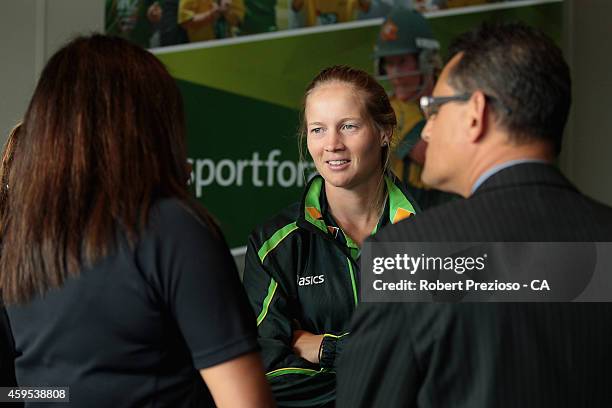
[243,174,418,407]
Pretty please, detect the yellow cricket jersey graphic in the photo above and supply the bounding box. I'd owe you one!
[301,0,367,26]
[178,0,245,42]
[389,96,429,189]
[445,0,489,8]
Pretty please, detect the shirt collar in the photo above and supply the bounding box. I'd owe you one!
[471,159,549,194]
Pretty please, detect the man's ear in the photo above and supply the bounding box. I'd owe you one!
[466,90,487,143]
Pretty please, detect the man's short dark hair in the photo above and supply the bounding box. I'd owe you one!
[447,22,571,154]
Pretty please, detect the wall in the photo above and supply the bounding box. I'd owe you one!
[0,0,104,138]
[0,0,610,208]
[0,0,39,138]
[562,0,612,206]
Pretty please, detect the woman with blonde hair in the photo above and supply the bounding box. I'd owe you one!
[243,65,418,407]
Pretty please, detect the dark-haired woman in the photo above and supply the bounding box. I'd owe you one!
[1,35,273,408]
[242,65,418,407]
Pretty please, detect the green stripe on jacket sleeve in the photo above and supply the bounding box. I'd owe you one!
[257,222,298,262]
[256,278,278,326]
[254,221,298,326]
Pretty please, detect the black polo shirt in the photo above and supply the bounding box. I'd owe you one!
[6,198,258,407]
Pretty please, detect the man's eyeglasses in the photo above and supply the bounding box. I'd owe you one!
[419,94,471,120]
[420,93,512,120]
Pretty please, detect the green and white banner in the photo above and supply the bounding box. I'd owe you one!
[153,0,563,250]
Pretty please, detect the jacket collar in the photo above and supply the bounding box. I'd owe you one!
[297,174,417,236]
[474,162,576,195]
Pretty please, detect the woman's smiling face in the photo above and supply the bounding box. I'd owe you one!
[305,81,385,191]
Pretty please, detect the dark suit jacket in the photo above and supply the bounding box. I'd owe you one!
[337,163,612,408]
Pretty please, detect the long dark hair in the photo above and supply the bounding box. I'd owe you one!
[0,35,214,304]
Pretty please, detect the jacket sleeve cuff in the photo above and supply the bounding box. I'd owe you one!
[318,333,348,369]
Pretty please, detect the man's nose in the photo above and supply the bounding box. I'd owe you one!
[421,118,433,142]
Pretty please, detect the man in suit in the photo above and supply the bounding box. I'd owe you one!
[336,22,612,407]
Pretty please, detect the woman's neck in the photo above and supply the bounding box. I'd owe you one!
[324,175,385,246]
